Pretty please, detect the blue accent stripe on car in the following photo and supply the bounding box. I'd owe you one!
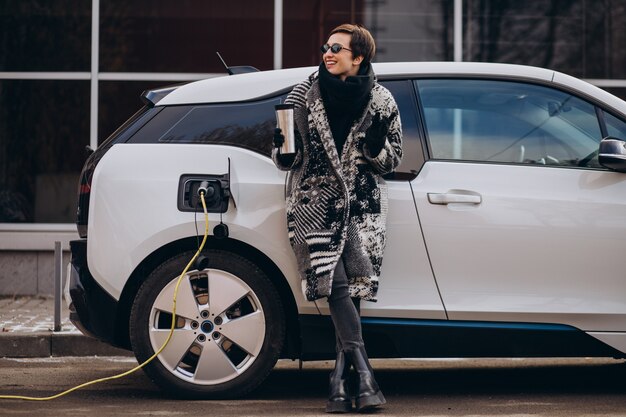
[360,317,575,332]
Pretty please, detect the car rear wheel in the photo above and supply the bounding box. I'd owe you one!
[129,249,285,399]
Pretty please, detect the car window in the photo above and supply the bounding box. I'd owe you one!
[127,95,285,157]
[603,111,626,139]
[379,80,424,179]
[159,97,283,155]
[415,79,603,168]
[129,82,424,177]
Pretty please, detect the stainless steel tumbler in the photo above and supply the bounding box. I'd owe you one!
[275,104,296,154]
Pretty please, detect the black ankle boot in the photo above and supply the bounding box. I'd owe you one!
[326,350,352,413]
[345,346,386,412]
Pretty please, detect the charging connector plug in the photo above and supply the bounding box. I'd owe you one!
[196,181,218,209]
[197,181,211,198]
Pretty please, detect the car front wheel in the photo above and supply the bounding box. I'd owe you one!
[129,249,285,399]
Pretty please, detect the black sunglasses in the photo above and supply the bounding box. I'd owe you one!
[320,43,352,54]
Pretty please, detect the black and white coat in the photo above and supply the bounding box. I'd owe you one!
[273,71,402,302]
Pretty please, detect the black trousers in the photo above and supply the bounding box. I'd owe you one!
[327,257,364,351]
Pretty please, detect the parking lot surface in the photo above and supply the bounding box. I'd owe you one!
[0,357,625,416]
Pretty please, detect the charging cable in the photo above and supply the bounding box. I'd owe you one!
[0,192,210,401]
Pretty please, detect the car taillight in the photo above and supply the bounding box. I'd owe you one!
[76,157,95,238]
[73,105,158,238]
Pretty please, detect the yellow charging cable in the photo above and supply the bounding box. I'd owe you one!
[0,192,210,401]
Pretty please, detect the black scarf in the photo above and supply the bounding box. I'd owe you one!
[318,62,374,156]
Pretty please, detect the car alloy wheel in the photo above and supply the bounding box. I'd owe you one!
[130,249,285,399]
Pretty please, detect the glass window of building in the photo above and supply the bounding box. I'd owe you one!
[0,80,90,223]
[463,0,626,81]
[284,0,454,67]
[364,0,454,62]
[0,1,91,71]
[283,0,366,68]
[100,1,274,73]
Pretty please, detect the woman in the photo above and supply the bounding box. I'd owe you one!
[272,23,402,413]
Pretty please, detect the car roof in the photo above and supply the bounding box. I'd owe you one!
[157,62,626,117]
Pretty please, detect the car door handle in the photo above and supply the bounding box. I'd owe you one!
[427,192,482,205]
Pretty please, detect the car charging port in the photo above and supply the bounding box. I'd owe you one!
[178,174,230,213]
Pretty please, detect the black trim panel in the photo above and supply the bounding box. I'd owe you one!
[298,314,624,361]
[68,239,127,349]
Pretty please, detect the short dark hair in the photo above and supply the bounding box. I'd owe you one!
[329,23,376,63]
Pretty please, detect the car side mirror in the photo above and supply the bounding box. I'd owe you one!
[599,137,626,173]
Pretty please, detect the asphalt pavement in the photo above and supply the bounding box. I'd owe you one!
[2,297,626,415]
[1,356,626,416]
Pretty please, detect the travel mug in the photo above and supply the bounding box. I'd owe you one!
[275,104,296,154]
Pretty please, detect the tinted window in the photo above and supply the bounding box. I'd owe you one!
[604,111,626,139]
[99,80,177,145]
[129,82,424,176]
[416,79,603,168]
[379,80,424,179]
[128,96,283,157]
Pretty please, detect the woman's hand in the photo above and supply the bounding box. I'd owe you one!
[364,112,396,156]
[273,128,302,168]
[273,128,285,148]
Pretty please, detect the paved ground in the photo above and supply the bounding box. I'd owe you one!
[0,296,76,333]
[0,296,129,357]
[2,297,626,415]
[0,356,626,416]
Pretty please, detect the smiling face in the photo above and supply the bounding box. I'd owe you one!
[323,32,364,81]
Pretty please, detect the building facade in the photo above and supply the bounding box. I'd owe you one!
[1,0,625,293]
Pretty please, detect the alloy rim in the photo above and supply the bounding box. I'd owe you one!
[148,268,266,385]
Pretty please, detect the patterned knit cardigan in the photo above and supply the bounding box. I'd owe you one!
[272,71,402,301]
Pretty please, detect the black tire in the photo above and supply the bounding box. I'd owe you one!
[129,249,285,399]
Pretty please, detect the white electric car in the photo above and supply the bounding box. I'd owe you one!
[68,62,626,399]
